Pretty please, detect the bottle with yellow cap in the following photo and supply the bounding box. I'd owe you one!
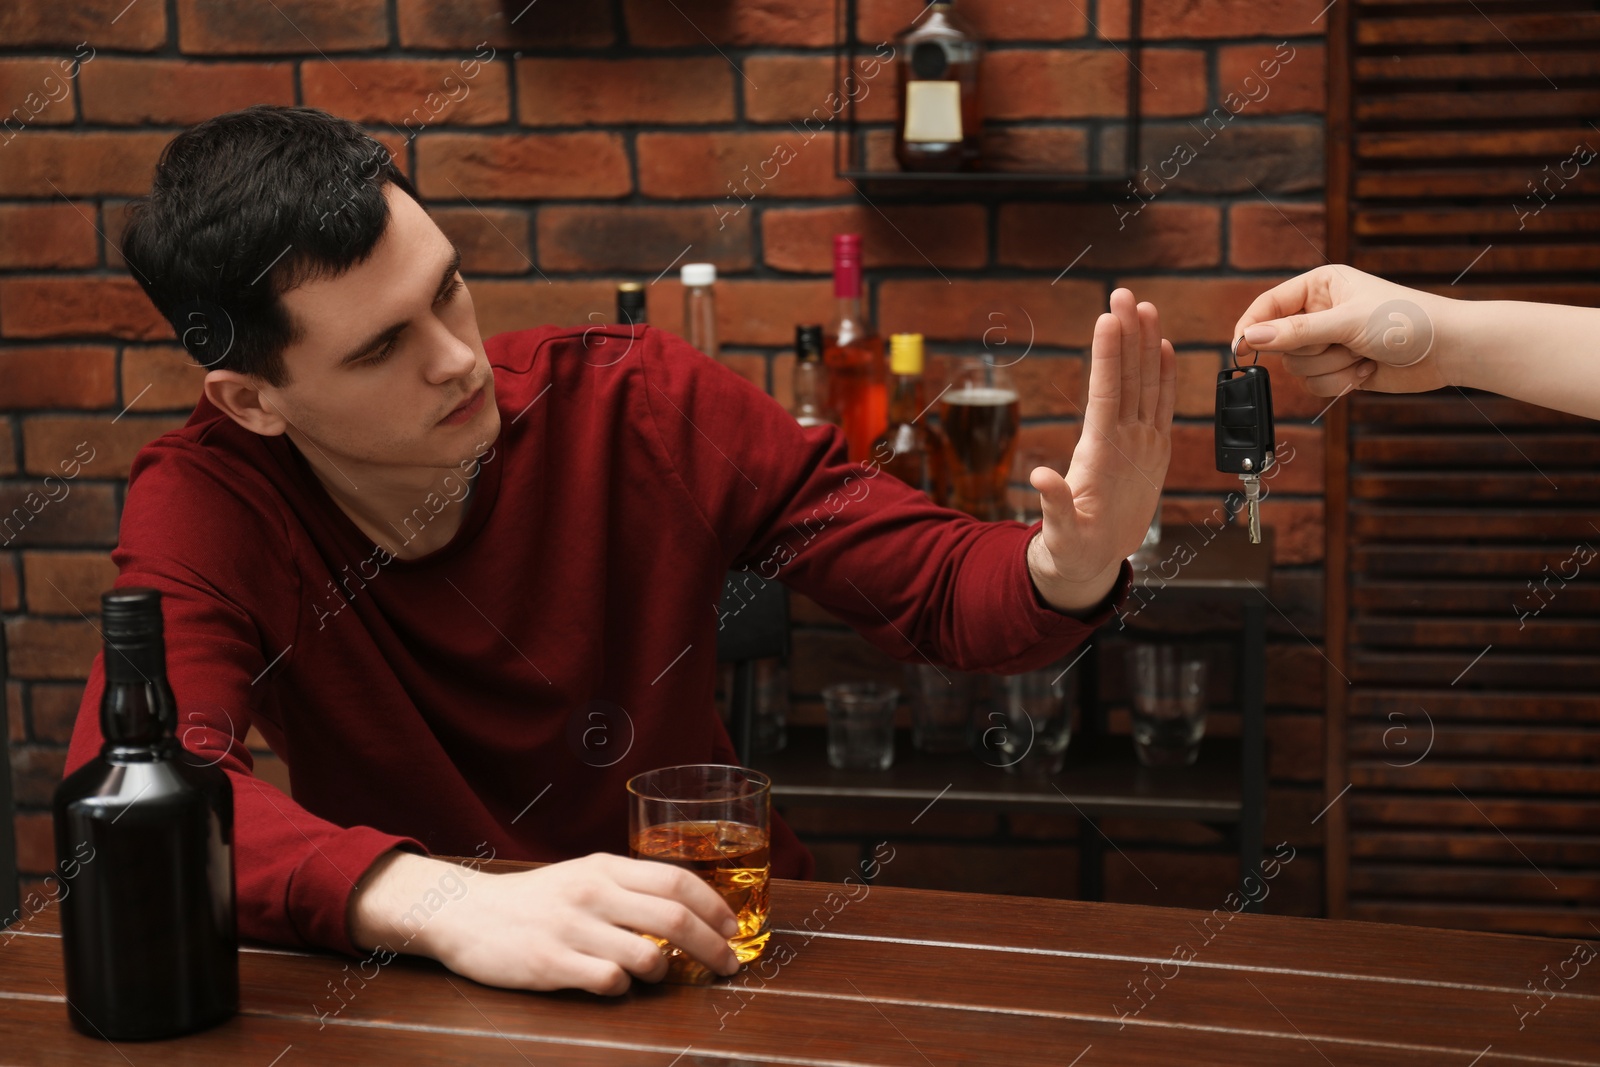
[871,333,947,504]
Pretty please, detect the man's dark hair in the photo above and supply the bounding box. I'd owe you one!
[122,105,421,387]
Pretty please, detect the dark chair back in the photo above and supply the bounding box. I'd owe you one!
[715,570,789,765]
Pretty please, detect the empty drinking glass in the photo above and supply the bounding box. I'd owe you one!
[823,682,899,770]
[1127,645,1209,767]
[978,665,1073,775]
[905,664,972,753]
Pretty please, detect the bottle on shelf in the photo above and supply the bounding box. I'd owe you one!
[681,263,718,362]
[791,325,840,429]
[52,588,238,1041]
[617,282,646,328]
[894,1,984,173]
[824,235,888,463]
[873,333,948,503]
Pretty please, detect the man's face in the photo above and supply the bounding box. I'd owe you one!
[263,183,499,472]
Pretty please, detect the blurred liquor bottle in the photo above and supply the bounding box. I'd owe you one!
[824,234,887,462]
[791,325,841,429]
[681,263,718,361]
[894,1,983,172]
[617,282,646,328]
[873,333,948,504]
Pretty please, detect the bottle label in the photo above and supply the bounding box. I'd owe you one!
[904,81,963,144]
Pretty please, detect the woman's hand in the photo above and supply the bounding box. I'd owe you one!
[1232,264,1457,397]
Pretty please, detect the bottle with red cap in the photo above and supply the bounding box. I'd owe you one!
[824,234,888,463]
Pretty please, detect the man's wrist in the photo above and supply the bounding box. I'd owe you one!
[349,849,449,956]
[1026,533,1122,617]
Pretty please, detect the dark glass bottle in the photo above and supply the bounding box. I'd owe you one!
[616,282,646,328]
[52,588,238,1041]
[894,1,984,172]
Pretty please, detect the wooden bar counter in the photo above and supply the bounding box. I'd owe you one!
[2,857,1596,1065]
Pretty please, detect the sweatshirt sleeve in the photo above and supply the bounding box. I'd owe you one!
[639,329,1130,674]
[61,439,426,956]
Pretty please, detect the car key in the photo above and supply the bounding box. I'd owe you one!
[1214,337,1275,544]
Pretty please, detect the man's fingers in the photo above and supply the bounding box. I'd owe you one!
[605,888,740,975]
[570,923,671,984]
[566,955,633,997]
[1085,311,1123,428]
[1111,288,1141,422]
[1154,338,1177,432]
[611,856,738,935]
[1136,301,1162,424]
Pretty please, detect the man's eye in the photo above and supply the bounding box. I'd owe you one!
[438,276,464,304]
[363,335,400,365]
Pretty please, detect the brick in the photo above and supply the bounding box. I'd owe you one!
[4,617,98,679]
[1103,121,1324,196]
[79,59,294,124]
[998,202,1220,271]
[0,482,119,549]
[0,3,164,49]
[1218,43,1325,115]
[648,280,835,347]
[11,745,67,806]
[717,352,767,395]
[0,203,98,269]
[23,415,187,480]
[763,204,987,273]
[1012,423,1082,482]
[860,0,1088,42]
[0,278,171,341]
[1267,642,1327,707]
[878,279,1104,346]
[743,55,897,125]
[6,680,20,744]
[101,200,133,271]
[416,133,630,201]
[0,423,13,476]
[303,57,509,128]
[1229,201,1326,270]
[397,0,614,48]
[1164,494,1323,566]
[0,57,79,129]
[429,207,532,275]
[1100,0,1331,39]
[121,345,208,412]
[15,811,54,876]
[1175,349,1222,418]
[518,58,733,126]
[23,551,118,615]
[976,127,1090,173]
[0,132,169,197]
[29,682,86,745]
[1266,568,1324,642]
[1009,356,1087,419]
[467,280,620,338]
[637,132,850,201]
[1110,276,1282,344]
[0,347,117,410]
[982,49,1205,121]
[177,0,387,54]
[538,205,751,274]
[624,0,834,47]
[0,552,16,611]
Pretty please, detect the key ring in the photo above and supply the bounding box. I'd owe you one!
[1229,336,1259,369]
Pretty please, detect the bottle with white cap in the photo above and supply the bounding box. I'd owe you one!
[681,263,718,363]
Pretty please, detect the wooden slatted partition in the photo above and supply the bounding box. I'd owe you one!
[1325,0,1600,936]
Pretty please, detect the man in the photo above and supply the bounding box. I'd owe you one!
[62,106,1177,996]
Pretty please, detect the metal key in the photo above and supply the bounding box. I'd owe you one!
[1215,337,1276,544]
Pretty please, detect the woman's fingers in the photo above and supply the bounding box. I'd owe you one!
[1283,347,1361,379]
[1304,360,1377,397]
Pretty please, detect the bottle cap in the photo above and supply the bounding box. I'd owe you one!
[616,283,646,324]
[833,234,862,298]
[680,263,716,287]
[795,324,825,361]
[890,333,924,375]
[102,587,163,645]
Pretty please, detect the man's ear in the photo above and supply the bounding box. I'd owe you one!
[203,370,290,437]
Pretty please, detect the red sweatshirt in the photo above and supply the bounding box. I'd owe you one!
[63,324,1125,956]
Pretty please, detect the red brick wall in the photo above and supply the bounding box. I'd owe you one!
[0,0,1328,914]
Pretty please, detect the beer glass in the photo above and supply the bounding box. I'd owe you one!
[627,765,771,983]
[939,356,1020,521]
